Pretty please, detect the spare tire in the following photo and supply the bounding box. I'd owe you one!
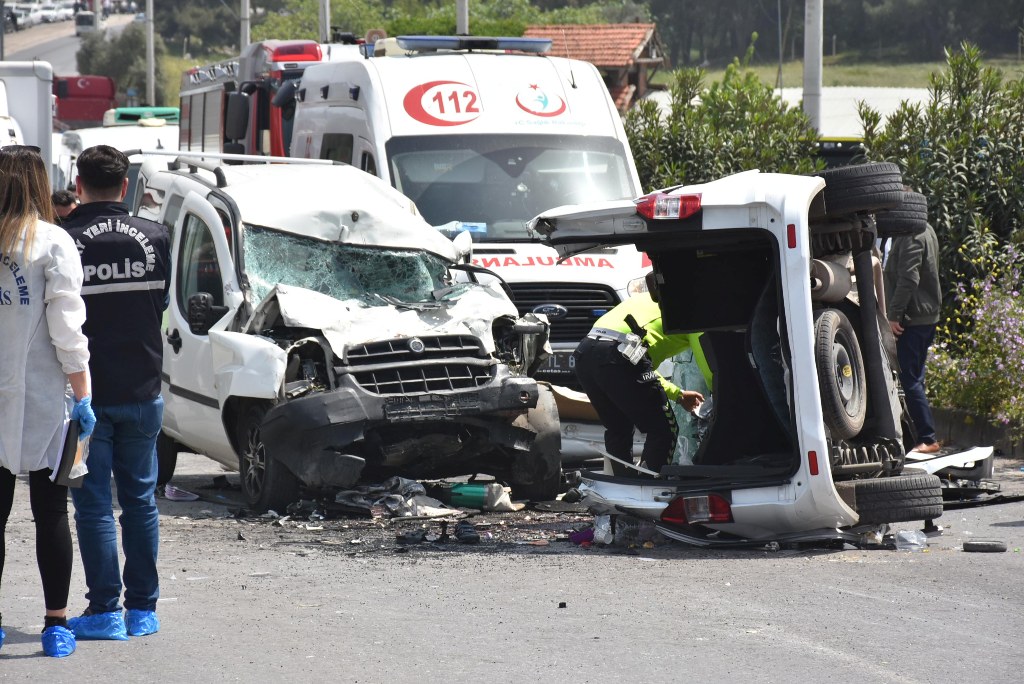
[811,162,905,217]
[851,473,943,525]
[874,190,928,237]
[814,308,867,440]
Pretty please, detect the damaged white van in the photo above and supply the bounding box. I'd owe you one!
[136,154,558,511]
[531,163,956,544]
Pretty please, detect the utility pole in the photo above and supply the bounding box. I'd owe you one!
[456,0,469,35]
[146,0,155,105]
[318,0,330,44]
[803,0,823,131]
[240,0,250,50]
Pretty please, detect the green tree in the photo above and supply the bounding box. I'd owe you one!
[859,43,1024,304]
[624,40,821,191]
[77,23,169,105]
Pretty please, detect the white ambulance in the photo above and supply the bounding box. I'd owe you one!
[288,35,650,460]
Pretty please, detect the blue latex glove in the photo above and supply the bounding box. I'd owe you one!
[72,395,96,438]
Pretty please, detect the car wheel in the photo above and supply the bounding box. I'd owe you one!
[874,190,928,238]
[811,162,904,217]
[848,472,943,525]
[236,403,301,513]
[156,432,179,487]
[508,384,563,502]
[814,308,867,440]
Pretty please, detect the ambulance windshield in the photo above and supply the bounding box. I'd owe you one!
[386,134,637,242]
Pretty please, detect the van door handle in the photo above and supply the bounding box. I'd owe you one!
[166,328,182,353]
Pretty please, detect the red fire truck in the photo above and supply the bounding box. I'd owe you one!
[179,39,347,157]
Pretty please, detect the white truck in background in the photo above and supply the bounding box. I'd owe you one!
[287,35,651,461]
[0,61,55,183]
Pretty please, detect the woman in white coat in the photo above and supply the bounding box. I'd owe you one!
[0,146,95,658]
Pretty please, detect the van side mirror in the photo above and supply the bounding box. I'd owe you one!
[187,292,228,335]
[224,92,249,141]
[452,230,473,263]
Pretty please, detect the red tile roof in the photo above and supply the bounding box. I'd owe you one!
[524,24,656,68]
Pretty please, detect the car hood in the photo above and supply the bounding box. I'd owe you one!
[244,282,518,355]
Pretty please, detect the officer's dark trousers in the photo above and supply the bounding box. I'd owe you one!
[573,337,678,474]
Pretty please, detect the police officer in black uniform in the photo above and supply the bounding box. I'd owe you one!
[62,145,171,640]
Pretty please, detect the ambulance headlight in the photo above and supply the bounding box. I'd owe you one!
[626,275,649,297]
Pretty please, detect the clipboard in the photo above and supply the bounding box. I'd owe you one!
[53,419,89,488]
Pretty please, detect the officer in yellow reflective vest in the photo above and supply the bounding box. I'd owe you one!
[572,282,708,476]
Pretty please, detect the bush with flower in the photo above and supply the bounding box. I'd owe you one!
[860,44,1024,440]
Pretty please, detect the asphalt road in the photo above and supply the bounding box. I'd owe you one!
[1,450,1022,681]
[2,13,134,74]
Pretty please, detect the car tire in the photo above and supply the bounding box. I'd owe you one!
[156,432,179,487]
[508,385,563,502]
[814,308,867,440]
[874,190,928,238]
[811,162,905,216]
[851,473,944,525]
[236,402,301,513]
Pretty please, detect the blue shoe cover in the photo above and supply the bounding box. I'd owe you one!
[42,626,76,657]
[125,609,159,637]
[1,626,6,650]
[67,611,129,640]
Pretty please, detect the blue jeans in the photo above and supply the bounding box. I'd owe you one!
[896,324,937,444]
[71,397,162,613]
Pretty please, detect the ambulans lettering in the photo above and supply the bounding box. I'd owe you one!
[473,255,614,269]
[404,81,482,127]
[0,254,29,305]
[515,84,566,118]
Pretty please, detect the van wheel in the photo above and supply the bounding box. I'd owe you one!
[236,403,301,513]
[811,162,904,217]
[156,432,179,487]
[508,385,563,502]
[874,190,928,238]
[815,308,867,440]
[849,473,943,525]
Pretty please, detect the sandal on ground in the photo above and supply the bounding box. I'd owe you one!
[396,528,427,544]
[454,520,480,544]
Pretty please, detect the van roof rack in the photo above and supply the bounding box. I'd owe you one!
[122,149,339,188]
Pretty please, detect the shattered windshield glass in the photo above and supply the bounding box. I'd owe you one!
[243,224,450,307]
[386,134,637,243]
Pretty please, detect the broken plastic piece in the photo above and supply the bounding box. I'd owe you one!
[164,484,200,501]
[894,529,927,551]
[592,515,613,545]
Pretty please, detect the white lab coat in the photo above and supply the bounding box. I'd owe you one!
[0,220,90,474]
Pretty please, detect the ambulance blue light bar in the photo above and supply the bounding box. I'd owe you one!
[396,36,552,53]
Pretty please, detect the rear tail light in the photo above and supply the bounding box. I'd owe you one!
[268,42,323,62]
[661,493,733,525]
[635,192,701,220]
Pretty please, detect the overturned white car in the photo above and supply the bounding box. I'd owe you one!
[138,156,558,511]
[532,164,992,545]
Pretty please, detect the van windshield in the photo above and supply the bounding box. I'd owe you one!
[386,134,637,242]
[243,225,449,307]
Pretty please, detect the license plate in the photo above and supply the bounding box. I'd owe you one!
[536,349,576,379]
[383,393,480,421]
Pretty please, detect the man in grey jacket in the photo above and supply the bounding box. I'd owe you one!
[884,223,942,453]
